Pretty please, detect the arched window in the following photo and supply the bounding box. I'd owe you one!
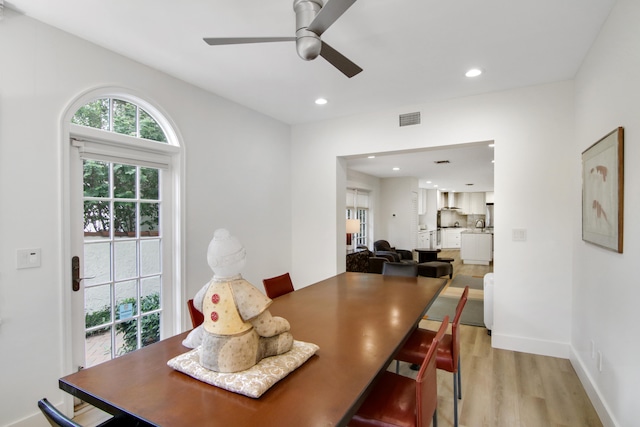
[71,97,168,143]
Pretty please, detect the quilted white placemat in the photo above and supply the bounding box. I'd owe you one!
[167,340,319,398]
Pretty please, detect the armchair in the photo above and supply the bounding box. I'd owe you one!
[373,240,416,264]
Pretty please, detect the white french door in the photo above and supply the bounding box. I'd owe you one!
[69,131,176,373]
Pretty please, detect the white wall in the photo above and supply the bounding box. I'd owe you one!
[292,81,575,357]
[379,178,419,251]
[0,11,291,426]
[572,1,640,426]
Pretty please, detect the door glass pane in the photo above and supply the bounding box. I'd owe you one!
[141,277,161,311]
[113,164,136,199]
[85,326,112,368]
[140,167,159,199]
[140,203,159,235]
[116,319,138,356]
[140,240,160,275]
[141,313,160,347]
[84,201,110,235]
[85,284,112,328]
[115,280,137,320]
[114,201,136,237]
[84,241,111,286]
[114,240,137,280]
[83,160,110,197]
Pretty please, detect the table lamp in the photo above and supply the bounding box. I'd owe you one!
[346,218,360,249]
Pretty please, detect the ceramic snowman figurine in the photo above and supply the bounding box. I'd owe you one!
[187,229,293,373]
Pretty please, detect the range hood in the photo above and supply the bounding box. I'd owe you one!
[441,192,460,210]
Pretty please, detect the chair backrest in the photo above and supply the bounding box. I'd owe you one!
[187,299,204,328]
[373,240,392,252]
[262,272,294,299]
[451,286,469,369]
[416,315,449,427]
[382,262,418,277]
[38,398,82,427]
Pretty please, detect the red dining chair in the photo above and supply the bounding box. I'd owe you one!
[187,299,204,328]
[350,316,449,427]
[262,272,295,299]
[395,286,469,427]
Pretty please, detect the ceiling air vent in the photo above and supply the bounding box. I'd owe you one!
[399,112,421,127]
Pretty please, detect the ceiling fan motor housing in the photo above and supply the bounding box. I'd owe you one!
[294,0,323,61]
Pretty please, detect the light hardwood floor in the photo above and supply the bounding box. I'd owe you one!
[393,249,602,427]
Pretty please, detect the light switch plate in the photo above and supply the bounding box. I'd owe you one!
[17,248,41,269]
[512,229,527,241]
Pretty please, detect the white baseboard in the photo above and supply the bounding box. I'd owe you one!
[491,332,571,358]
[569,348,618,427]
[6,411,48,427]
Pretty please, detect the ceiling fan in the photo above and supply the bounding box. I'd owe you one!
[203,0,362,78]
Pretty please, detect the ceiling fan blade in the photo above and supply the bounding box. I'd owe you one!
[203,37,296,45]
[308,0,357,35]
[319,41,362,78]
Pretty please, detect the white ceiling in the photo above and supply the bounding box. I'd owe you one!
[7,0,614,190]
[346,141,496,192]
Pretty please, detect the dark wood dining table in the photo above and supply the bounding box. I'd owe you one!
[59,272,445,427]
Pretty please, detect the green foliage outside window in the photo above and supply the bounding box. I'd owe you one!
[83,160,159,235]
[85,293,161,354]
[72,98,167,143]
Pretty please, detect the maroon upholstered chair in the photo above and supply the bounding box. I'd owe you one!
[350,316,449,427]
[395,286,469,427]
[262,272,295,299]
[187,299,204,328]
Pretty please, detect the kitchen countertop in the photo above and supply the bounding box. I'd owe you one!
[462,229,494,234]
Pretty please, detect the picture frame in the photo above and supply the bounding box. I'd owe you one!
[582,127,624,253]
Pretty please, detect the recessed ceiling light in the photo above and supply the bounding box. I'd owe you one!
[426,181,432,184]
[368,155,375,159]
[315,98,328,105]
[465,68,482,78]
[434,185,438,188]
[392,167,400,171]
[488,143,495,147]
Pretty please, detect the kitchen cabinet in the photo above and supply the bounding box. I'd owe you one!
[437,190,445,209]
[418,189,427,215]
[442,228,464,248]
[485,191,494,203]
[469,192,486,214]
[418,230,432,248]
[460,232,492,265]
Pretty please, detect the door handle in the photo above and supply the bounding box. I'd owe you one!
[71,256,96,291]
